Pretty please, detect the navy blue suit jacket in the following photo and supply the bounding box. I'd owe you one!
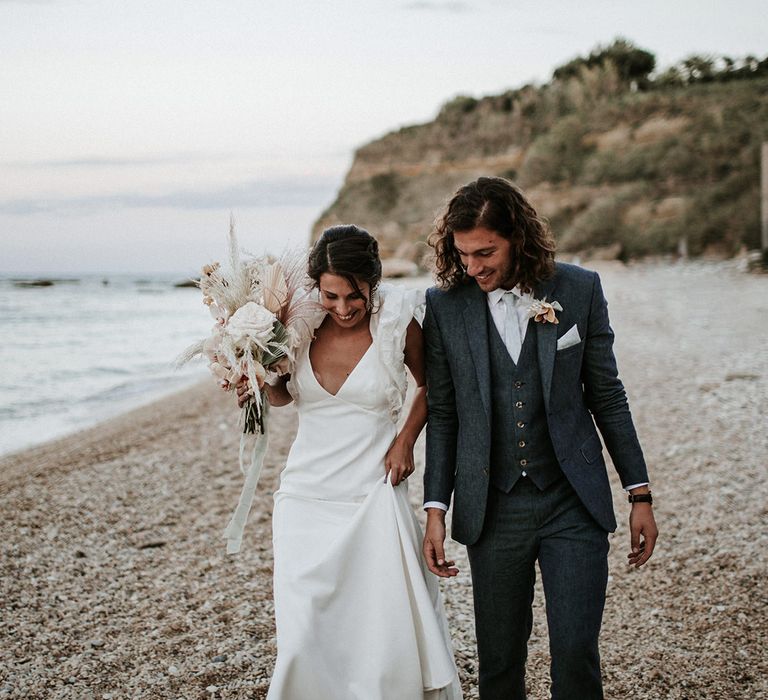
[423,262,649,545]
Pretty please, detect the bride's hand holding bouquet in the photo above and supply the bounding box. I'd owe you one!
[177,220,321,552]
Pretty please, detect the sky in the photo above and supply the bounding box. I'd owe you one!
[1,0,765,275]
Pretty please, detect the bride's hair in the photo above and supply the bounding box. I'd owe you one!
[308,225,382,310]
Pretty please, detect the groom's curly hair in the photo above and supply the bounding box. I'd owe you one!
[429,177,556,292]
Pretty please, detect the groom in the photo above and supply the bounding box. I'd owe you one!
[421,177,658,699]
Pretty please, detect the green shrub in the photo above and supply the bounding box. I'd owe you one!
[438,95,479,118]
[582,136,706,185]
[683,176,760,254]
[557,186,690,257]
[559,188,641,251]
[553,38,656,86]
[519,115,594,185]
[368,173,400,214]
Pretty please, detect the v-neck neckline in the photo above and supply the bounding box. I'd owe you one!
[308,340,374,398]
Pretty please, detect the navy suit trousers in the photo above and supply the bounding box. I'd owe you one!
[466,475,609,700]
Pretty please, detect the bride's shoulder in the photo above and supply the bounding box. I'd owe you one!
[377,283,426,327]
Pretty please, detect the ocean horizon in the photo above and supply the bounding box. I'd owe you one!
[0,273,214,456]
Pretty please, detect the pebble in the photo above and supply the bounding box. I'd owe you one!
[212,654,228,663]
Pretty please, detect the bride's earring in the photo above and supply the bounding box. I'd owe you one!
[367,286,380,314]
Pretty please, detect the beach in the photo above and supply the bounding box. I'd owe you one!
[1,260,766,699]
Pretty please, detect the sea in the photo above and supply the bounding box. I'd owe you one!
[0,274,214,456]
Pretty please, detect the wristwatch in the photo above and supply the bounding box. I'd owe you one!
[628,493,653,505]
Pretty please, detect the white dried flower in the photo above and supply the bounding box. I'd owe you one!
[225,302,276,345]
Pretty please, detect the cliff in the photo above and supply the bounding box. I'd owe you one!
[313,50,768,264]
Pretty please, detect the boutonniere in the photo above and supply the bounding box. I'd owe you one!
[528,298,563,324]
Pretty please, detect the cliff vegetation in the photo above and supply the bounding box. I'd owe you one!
[313,40,768,264]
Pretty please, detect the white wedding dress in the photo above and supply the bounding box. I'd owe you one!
[268,285,462,700]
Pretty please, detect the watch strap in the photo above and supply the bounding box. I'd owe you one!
[628,493,653,505]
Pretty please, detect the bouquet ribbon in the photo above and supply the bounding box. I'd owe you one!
[223,400,270,554]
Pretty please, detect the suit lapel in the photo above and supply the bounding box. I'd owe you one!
[534,274,559,412]
[462,284,492,424]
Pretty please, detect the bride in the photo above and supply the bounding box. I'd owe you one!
[236,225,462,700]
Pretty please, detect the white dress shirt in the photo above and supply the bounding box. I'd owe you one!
[424,286,647,511]
[487,285,532,364]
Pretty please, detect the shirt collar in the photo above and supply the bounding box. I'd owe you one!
[487,284,525,305]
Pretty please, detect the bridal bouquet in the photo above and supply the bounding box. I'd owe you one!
[177,219,319,552]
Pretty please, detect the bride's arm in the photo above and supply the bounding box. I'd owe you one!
[384,319,427,485]
[263,375,293,407]
[236,375,294,408]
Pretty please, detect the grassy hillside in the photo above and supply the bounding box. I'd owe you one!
[313,48,768,263]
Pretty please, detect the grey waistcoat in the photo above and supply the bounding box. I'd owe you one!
[488,313,562,492]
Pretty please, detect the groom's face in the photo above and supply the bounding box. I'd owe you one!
[453,226,513,292]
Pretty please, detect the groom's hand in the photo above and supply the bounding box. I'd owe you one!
[628,502,658,568]
[423,510,459,578]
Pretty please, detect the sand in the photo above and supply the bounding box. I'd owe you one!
[1,260,766,699]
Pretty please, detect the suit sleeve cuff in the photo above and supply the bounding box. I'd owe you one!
[624,482,649,492]
[423,501,448,511]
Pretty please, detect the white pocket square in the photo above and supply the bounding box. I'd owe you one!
[556,324,581,351]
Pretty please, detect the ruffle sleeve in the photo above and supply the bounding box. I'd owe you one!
[370,283,426,422]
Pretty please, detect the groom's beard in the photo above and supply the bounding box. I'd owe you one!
[471,270,517,293]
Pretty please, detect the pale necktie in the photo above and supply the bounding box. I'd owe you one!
[502,292,522,363]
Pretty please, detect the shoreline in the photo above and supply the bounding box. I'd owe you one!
[0,372,208,462]
[1,258,755,461]
[0,379,214,487]
[2,260,767,699]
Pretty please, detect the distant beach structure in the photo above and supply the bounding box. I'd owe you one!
[13,279,55,288]
[13,278,84,288]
